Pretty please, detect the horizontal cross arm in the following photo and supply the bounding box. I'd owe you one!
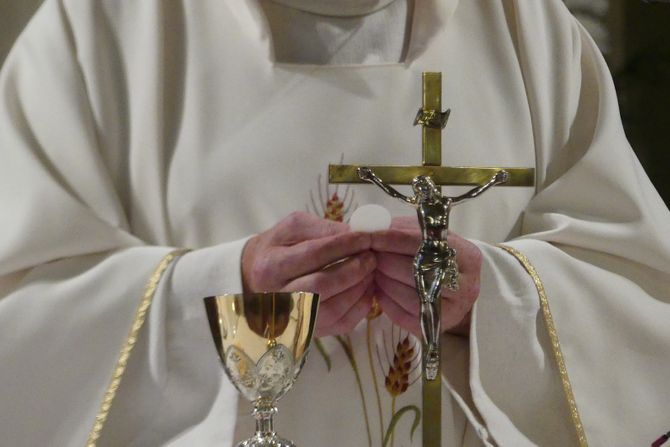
[329,164,535,187]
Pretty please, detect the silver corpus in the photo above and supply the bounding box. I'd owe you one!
[357,167,508,380]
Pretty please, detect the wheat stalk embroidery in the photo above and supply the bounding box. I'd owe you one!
[308,164,421,446]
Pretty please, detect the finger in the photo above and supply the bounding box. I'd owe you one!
[283,251,376,298]
[316,289,374,337]
[445,236,482,273]
[272,211,349,245]
[375,264,479,323]
[441,268,481,304]
[376,259,479,326]
[373,228,472,258]
[390,216,420,230]
[373,232,481,275]
[378,285,471,336]
[445,309,472,337]
[268,231,372,281]
[375,252,415,287]
[374,225,480,260]
[375,271,420,316]
[376,269,475,327]
[440,296,472,330]
[315,274,374,328]
[376,292,421,336]
[372,229,420,255]
[376,249,481,304]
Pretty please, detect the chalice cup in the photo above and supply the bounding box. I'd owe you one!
[204,292,319,447]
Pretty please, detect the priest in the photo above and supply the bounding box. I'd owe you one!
[0,0,668,446]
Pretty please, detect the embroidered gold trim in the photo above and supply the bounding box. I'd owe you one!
[85,249,190,447]
[498,244,588,447]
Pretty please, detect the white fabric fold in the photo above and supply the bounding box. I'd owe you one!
[469,242,575,446]
[261,0,411,65]
[268,0,399,17]
[461,2,670,444]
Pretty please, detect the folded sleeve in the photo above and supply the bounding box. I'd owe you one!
[0,1,244,445]
[461,2,670,446]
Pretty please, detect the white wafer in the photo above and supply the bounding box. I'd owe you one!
[349,204,391,232]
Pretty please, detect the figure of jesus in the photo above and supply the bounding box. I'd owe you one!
[358,167,509,380]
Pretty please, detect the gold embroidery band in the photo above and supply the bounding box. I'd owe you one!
[498,245,588,447]
[86,249,191,447]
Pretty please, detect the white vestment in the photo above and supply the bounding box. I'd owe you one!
[0,0,669,446]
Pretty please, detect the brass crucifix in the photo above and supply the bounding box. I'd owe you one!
[329,72,535,447]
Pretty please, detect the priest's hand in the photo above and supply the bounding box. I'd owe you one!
[242,212,376,337]
[371,216,482,337]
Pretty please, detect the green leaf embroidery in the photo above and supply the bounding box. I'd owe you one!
[382,405,421,447]
[336,335,372,447]
[314,338,332,372]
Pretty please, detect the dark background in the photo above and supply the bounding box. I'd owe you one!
[1,0,668,205]
[612,1,670,204]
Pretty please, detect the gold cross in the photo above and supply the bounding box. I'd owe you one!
[329,72,535,187]
[329,72,535,447]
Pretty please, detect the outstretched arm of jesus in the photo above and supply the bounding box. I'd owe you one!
[452,170,509,204]
[357,166,417,205]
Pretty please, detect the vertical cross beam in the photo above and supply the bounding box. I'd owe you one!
[328,72,535,447]
[420,72,443,447]
[421,72,443,167]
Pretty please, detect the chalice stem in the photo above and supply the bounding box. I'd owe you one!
[253,402,277,439]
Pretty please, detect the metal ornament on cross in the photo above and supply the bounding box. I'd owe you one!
[329,72,535,446]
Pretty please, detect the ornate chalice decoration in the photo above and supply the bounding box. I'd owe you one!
[204,292,319,447]
[358,167,508,380]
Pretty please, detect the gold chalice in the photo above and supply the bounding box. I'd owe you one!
[204,292,319,447]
